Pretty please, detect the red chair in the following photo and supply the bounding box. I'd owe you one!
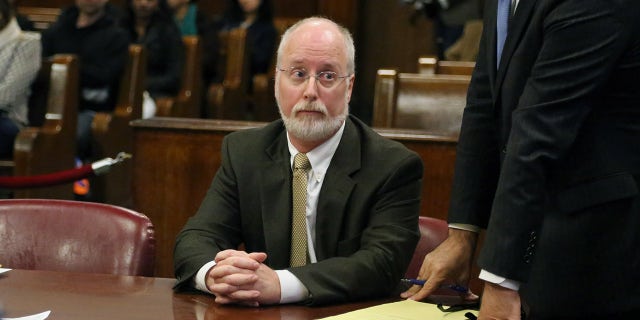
[405,216,449,279]
[0,199,155,276]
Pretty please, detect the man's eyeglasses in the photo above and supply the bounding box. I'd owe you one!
[276,67,351,89]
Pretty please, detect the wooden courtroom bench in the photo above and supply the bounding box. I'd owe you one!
[418,55,476,76]
[131,117,458,278]
[250,17,299,122]
[206,28,251,120]
[0,54,79,199]
[91,44,147,207]
[155,36,202,118]
[17,6,60,31]
[372,69,470,137]
[208,17,297,122]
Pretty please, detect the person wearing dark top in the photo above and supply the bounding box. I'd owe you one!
[220,0,276,78]
[120,0,183,101]
[41,0,129,162]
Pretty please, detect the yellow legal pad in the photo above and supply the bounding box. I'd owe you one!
[317,300,478,320]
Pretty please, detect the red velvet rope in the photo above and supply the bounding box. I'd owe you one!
[0,164,95,189]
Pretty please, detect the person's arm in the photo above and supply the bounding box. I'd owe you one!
[401,6,496,301]
[0,36,41,109]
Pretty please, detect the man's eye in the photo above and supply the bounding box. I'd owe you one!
[320,72,336,81]
[291,70,307,79]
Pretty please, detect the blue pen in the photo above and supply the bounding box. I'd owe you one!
[401,278,469,293]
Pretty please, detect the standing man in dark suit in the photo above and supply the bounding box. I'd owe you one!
[174,16,423,306]
[402,0,640,319]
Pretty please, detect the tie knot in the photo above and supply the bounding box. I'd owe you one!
[294,153,311,171]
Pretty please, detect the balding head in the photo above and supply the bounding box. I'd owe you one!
[277,17,355,75]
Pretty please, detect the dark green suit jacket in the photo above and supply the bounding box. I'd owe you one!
[174,116,423,305]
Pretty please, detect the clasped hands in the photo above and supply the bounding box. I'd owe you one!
[206,249,281,307]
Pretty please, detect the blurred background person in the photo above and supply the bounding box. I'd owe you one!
[41,0,129,163]
[120,0,184,105]
[0,0,40,157]
[220,0,276,79]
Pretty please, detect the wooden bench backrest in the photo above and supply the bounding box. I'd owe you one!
[91,44,147,207]
[155,36,202,118]
[11,54,79,199]
[373,69,470,138]
[418,55,476,76]
[251,17,298,122]
[206,28,251,120]
[17,6,60,31]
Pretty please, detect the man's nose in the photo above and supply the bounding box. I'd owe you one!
[303,76,319,101]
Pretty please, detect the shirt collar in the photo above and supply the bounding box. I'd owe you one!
[287,121,346,182]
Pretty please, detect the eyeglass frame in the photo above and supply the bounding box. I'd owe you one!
[275,66,352,89]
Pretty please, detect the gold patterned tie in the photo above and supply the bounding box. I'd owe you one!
[290,153,311,267]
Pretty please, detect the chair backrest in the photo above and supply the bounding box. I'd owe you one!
[405,216,449,279]
[0,199,155,276]
[372,69,470,137]
[91,44,147,207]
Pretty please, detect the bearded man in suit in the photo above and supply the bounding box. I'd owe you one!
[174,16,423,306]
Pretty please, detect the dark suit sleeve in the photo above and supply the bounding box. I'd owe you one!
[478,1,632,281]
[290,152,423,305]
[447,2,500,229]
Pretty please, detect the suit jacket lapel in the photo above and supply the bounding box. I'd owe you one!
[260,131,292,269]
[495,0,537,90]
[314,118,360,260]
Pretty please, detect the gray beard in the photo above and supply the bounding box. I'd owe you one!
[280,100,348,142]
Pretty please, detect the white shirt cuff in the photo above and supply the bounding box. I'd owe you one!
[479,269,520,291]
[448,223,481,233]
[194,260,217,293]
[275,270,309,304]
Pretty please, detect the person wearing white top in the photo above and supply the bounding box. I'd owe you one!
[0,0,41,157]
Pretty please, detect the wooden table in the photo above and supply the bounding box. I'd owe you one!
[0,269,391,320]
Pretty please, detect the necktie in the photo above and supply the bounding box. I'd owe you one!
[290,153,311,267]
[496,0,511,66]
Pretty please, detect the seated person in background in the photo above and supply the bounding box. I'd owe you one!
[166,0,206,36]
[41,0,129,162]
[120,0,183,102]
[220,0,276,78]
[0,0,41,157]
[167,0,220,97]
[173,17,423,306]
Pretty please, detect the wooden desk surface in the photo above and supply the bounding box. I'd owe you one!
[0,269,389,320]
